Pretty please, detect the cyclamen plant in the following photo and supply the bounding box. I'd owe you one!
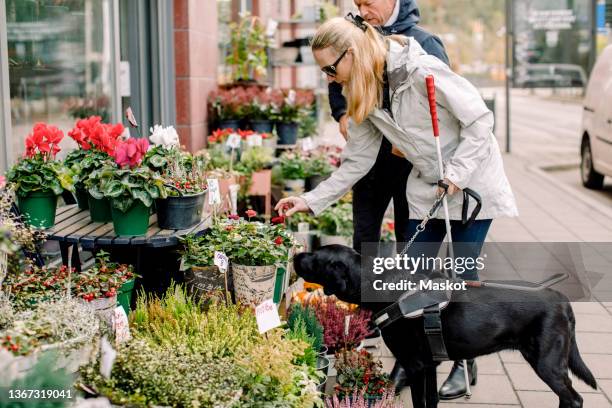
[7,123,74,197]
[65,116,125,186]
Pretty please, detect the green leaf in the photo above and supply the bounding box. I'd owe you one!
[103,180,124,198]
[132,189,153,207]
[112,197,134,213]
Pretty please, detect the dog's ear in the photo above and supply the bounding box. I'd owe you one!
[293,252,322,283]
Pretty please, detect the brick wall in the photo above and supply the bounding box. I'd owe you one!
[174,0,218,152]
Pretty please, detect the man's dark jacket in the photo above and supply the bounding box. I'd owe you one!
[329,0,449,121]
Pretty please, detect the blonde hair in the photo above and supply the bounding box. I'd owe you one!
[311,17,388,124]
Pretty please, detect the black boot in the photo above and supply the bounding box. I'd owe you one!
[389,362,408,395]
[438,359,477,400]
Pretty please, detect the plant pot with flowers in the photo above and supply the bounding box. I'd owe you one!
[318,202,353,247]
[7,123,74,229]
[91,138,167,236]
[245,87,275,133]
[179,231,230,303]
[333,348,394,405]
[310,296,373,376]
[65,116,125,211]
[208,87,248,130]
[146,125,209,230]
[224,211,296,305]
[305,152,334,192]
[280,151,307,193]
[271,89,315,145]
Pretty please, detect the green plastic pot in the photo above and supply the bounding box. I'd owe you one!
[117,279,136,315]
[88,196,112,223]
[74,186,89,210]
[17,190,58,229]
[111,201,150,236]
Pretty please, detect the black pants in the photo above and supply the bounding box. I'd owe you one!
[352,138,412,253]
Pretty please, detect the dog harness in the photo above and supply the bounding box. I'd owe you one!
[372,278,452,361]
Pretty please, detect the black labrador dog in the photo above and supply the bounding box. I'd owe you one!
[293,245,597,408]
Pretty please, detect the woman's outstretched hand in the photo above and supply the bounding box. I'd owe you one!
[438,178,460,196]
[275,197,310,217]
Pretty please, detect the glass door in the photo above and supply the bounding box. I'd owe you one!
[4,0,119,161]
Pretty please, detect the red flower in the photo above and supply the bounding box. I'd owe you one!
[238,129,255,140]
[274,236,283,246]
[271,215,285,225]
[113,138,149,168]
[387,221,395,231]
[24,123,64,158]
[245,209,257,218]
[228,214,240,220]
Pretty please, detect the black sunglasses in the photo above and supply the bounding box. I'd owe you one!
[321,49,348,77]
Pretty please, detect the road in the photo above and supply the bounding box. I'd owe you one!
[492,88,612,208]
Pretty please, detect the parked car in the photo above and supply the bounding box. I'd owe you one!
[581,45,612,189]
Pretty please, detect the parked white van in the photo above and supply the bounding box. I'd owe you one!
[581,45,612,189]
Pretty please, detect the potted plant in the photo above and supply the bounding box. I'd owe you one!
[225,14,269,83]
[318,202,353,247]
[235,144,273,201]
[0,298,99,375]
[66,116,125,211]
[325,388,401,408]
[223,213,295,305]
[90,138,167,236]
[311,296,372,371]
[87,250,138,315]
[333,348,394,403]
[208,87,248,130]
[179,232,229,303]
[305,152,333,191]
[245,87,275,134]
[147,126,209,230]
[279,151,307,192]
[271,89,315,145]
[7,123,74,229]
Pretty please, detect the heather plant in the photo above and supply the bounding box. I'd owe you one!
[325,389,402,408]
[334,348,393,399]
[312,297,372,353]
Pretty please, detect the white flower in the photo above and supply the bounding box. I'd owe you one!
[285,89,296,106]
[149,125,180,147]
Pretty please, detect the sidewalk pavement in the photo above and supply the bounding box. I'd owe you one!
[317,109,612,406]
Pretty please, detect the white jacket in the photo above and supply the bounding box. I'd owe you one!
[302,39,518,220]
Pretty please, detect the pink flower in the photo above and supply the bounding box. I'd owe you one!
[245,209,257,218]
[228,214,240,220]
[0,175,6,189]
[113,138,149,168]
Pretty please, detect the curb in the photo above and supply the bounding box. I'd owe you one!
[529,164,612,221]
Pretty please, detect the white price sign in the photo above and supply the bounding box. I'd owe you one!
[226,133,242,149]
[247,134,263,147]
[255,299,282,334]
[214,251,229,273]
[113,306,131,346]
[207,178,221,205]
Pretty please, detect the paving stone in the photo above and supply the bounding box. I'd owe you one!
[582,354,612,380]
[571,302,610,315]
[499,350,525,364]
[576,332,612,354]
[517,390,611,408]
[437,354,505,376]
[600,380,612,402]
[504,362,600,393]
[575,314,612,333]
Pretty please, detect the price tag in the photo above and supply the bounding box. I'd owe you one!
[226,133,242,149]
[214,251,229,273]
[248,134,263,147]
[255,299,282,334]
[207,178,221,205]
[113,306,131,346]
[301,137,315,151]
